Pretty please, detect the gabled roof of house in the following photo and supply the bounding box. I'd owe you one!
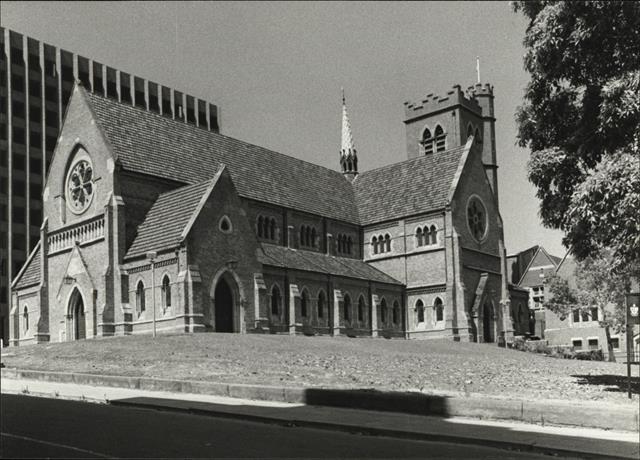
[354,145,466,225]
[83,88,361,225]
[258,244,402,285]
[518,245,562,287]
[125,175,218,259]
[12,243,41,290]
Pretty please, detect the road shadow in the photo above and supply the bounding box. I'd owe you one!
[571,374,640,394]
[304,388,448,415]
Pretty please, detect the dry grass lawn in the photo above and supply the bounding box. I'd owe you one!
[1,334,638,404]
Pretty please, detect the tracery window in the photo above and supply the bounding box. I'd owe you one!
[372,233,392,254]
[66,158,94,214]
[337,234,353,255]
[466,196,487,242]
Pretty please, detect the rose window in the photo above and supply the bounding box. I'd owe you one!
[67,160,94,213]
[467,197,487,242]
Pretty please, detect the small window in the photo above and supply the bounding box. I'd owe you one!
[384,234,391,253]
[136,281,146,314]
[358,296,365,322]
[590,307,599,322]
[317,291,325,319]
[572,309,580,323]
[581,309,589,322]
[271,285,281,316]
[588,338,598,350]
[416,227,423,247]
[416,300,425,324]
[219,215,232,233]
[301,290,309,318]
[23,306,29,333]
[161,275,171,309]
[572,339,583,350]
[610,338,620,349]
[372,236,378,255]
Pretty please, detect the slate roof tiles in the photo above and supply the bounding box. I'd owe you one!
[13,243,41,290]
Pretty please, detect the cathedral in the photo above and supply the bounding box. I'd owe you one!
[9,80,526,346]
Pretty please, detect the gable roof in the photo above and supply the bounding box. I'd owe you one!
[12,243,41,290]
[518,245,562,287]
[82,88,360,224]
[125,175,218,259]
[354,145,466,225]
[259,244,402,285]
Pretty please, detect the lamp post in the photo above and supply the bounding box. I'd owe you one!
[146,251,157,338]
[625,292,639,399]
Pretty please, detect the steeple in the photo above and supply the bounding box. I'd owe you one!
[340,88,358,180]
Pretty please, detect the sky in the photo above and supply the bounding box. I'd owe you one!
[2,1,567,257]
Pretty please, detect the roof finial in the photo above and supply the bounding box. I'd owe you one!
[476,56,481,84]
[340,89,358,180]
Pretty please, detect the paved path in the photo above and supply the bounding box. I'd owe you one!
[2,378,638,459]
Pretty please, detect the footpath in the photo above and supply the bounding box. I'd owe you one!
[2,368,639,459]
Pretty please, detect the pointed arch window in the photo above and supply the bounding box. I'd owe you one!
[257,215,278,242]
[434,297,444,322]
[161,275,171,309]
[430,225,437,245]
[372,236,379,255]
[257,216,264,238]
[416,227,423,247]
[434,125,446,152]
[136,281,145,314]
[380,298,387,324]
[384,234,391,253]
[23,306,29,333]
[422,128,433,155]
[416,299,425,324]
[317,291,325,319]
[271,285,281,316]
[343,294,351,322]
[392,301,400,325]
[358,296,365,322]
[301,290,309,318]
[311,228,317,248]
[467,124,474,140]
[474,127,483,146]
[269,218,276,240]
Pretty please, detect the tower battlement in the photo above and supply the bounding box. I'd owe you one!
[404,84,482,122]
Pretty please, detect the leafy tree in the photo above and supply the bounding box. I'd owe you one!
[513,1,640,270]
[545,252,629,361]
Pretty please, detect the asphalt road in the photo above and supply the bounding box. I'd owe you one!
[1,394,563,459]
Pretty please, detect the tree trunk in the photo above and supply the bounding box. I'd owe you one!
[604,325,616,362]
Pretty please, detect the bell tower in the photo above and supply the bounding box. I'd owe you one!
[403,83,499,202]
[339,89,358,181]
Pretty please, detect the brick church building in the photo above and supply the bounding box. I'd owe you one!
[9,80,521,346]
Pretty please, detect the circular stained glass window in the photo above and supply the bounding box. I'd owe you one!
[467,196,487,242]
[66,159,94,214]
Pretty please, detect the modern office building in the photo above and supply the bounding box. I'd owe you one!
[0,27,220,345]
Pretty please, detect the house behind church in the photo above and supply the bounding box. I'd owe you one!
[10,81,522,346]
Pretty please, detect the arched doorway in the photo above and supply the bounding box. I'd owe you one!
[69,289,86,340]
[214,277,234,332]
[482,301,493,343]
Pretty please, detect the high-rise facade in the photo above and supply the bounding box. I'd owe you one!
[0,27,220,345]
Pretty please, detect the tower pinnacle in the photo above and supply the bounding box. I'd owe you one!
[340,89,358,180]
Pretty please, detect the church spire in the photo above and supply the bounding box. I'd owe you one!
[340,88,358,180]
